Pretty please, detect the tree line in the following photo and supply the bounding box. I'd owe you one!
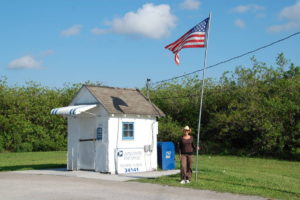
[151,54,299,159]
[0,54,299,159]
[0,80,79,152]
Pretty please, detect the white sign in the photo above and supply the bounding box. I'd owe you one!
[166,151,171,159]
[116,148,146,174]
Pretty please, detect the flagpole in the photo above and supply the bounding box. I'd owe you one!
[195,12,212,182]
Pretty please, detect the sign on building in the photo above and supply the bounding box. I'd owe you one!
[116,148,146,174]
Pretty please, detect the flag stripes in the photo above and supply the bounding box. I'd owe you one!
[165,18,209,65]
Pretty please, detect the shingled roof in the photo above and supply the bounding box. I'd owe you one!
[84,85,165,117]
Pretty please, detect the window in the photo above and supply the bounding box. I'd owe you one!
[122,122,134,140]
[96,127,102,140]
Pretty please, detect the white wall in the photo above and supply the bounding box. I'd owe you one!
[94,105,109,172]
[66,86,158,173]
[67,86,99,170]
[70,86,98,106]
[107,114,158,174]
[67,117,80,170]
[67,105,110,172]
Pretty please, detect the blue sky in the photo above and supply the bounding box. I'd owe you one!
[1,0,300,89]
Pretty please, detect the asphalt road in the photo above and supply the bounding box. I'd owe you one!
[0,172,266,200]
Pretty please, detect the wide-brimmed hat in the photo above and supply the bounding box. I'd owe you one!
[183,126,191,131]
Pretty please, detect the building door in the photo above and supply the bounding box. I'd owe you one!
[78,117,96,171]
[78,140,95,170]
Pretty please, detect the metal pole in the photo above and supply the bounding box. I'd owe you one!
[146,78,151,99]
[195,12,212,182]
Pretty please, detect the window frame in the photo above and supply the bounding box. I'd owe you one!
[122,122,134,140]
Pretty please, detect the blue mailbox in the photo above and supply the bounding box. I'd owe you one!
[157,142,175,170]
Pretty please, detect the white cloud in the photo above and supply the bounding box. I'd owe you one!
[268,0,300,32]
[234,19,245,28]
[40,49,54,56]
[267,22,299,32]
[232,4,264,13]
[279,0,300,21]
[180,0,201,10]
[61,24,82,37]
[100,3,176,39]
[91,28,109,35]
[9,55,42,69]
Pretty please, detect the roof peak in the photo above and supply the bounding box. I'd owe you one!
[80,85,164,117]
[84,85,138,91]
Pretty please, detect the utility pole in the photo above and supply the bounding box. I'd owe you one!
[146,78,151,99]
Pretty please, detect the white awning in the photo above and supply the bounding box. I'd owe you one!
[50,104,97,116]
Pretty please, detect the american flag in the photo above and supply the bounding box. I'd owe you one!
[165,17,210,65]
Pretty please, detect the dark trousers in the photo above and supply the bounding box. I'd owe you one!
[180,154,193,181]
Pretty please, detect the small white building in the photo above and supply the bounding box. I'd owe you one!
[51,85,164,174]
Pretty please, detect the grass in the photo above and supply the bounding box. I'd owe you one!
[1,152,299,199]
[0,151,66,171]
[138,155,300,200]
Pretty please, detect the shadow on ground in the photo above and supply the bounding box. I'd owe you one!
[0,164,66,172]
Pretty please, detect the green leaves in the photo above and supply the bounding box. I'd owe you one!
[0,79,81,152]
[149,54,300,158]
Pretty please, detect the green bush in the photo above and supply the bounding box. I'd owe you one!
[158,116,182,146]
[0,80,80,152]
[0,136,4,152]
[150,54,300,158]
[0,54,299,159]
[16,142,33,152]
